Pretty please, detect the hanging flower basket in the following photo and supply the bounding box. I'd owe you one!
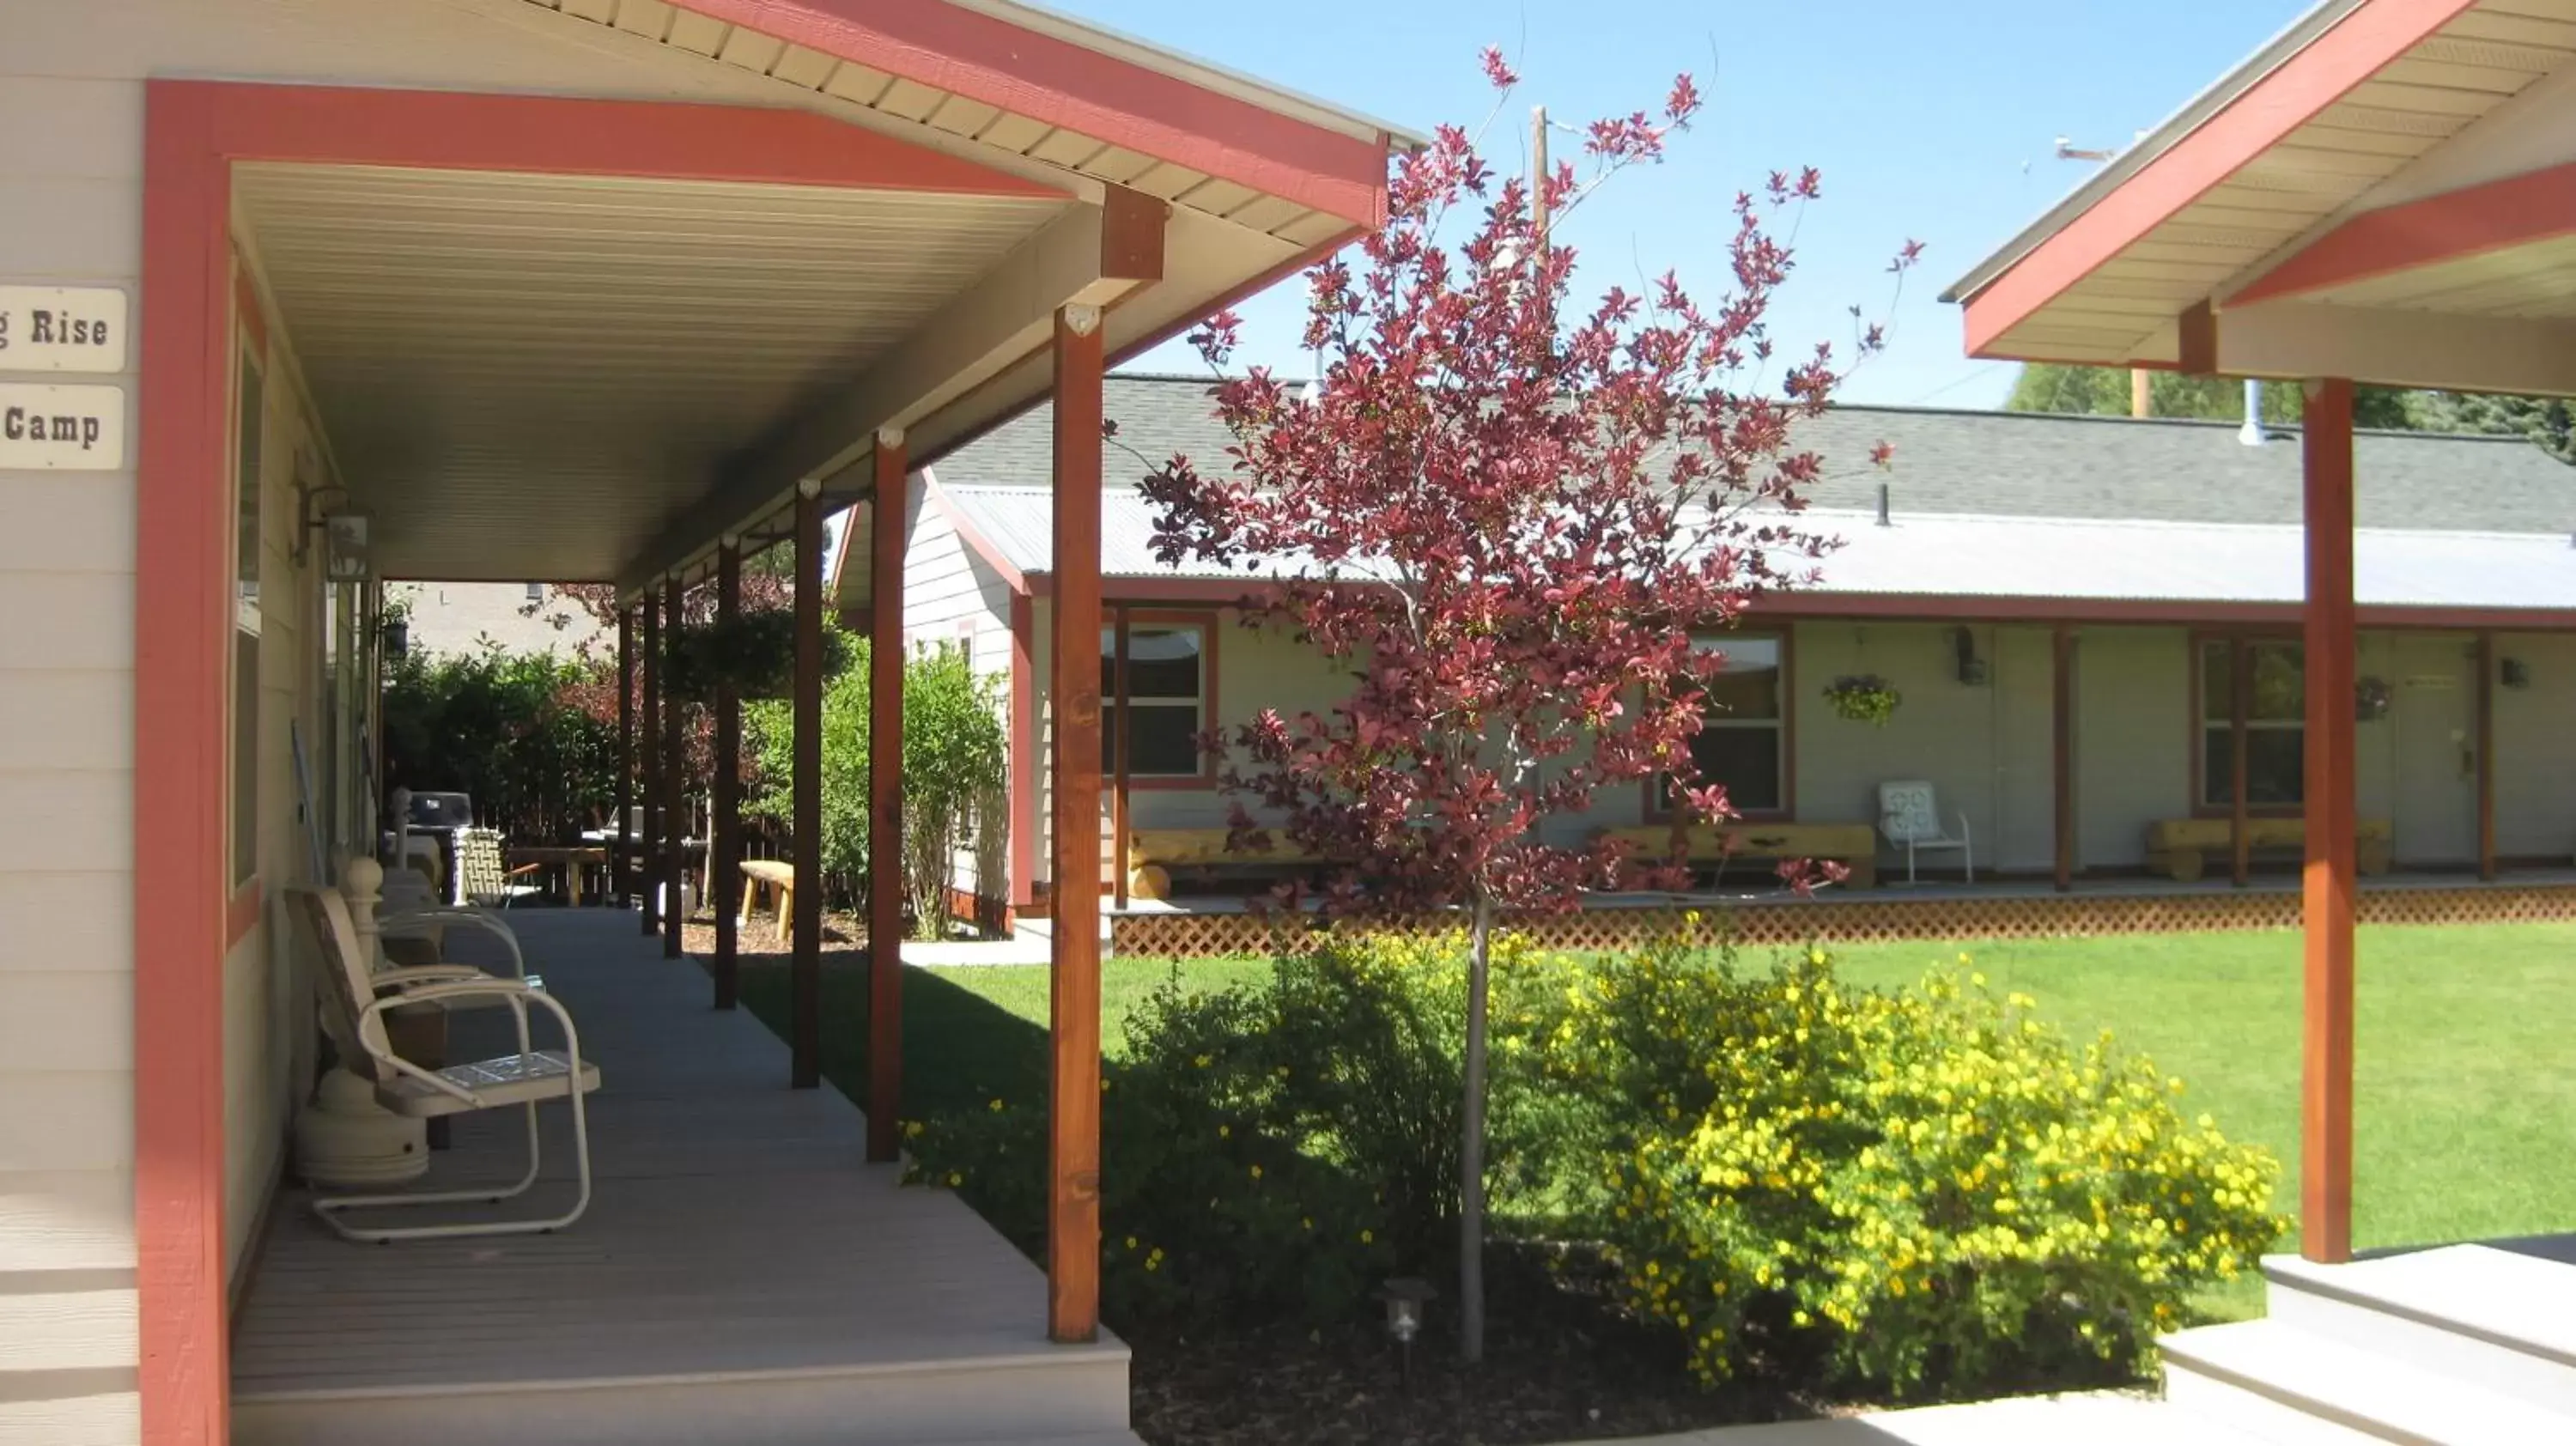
[2354,675,2393,722]
[669,610,852,702]
[1822,673,1902,726]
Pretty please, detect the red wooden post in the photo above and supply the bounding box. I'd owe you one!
[1048,303,1107,1343]
[793,480,825,1090]
[714,541,742,1008]
[663,574,686,957]
[641,590,662,936]
[2232,636,2252,889]
[1112,605,1132,911]
[2050,623,2075,893]
[2475,630,2496,881]
[617,605,634,908]
[2300,376,2359,1266]
[869,432,908,1161]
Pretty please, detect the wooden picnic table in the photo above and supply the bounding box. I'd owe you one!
[506,845,609,906]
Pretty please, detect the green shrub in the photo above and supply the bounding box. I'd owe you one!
[1538,934,2289,1399]
[381,643,615,841]
[905,934,1572,1328]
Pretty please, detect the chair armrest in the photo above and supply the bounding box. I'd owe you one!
[356,980,584,1108]
[381,907,527,980]
[373,964,488,990]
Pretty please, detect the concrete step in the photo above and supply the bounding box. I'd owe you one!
[1618,1389,2273,1443]
[234,1341,1131,1446]
[2161,1318,2576,1445]
[2263,1245,2576,1418]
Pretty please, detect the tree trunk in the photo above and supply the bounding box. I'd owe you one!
[1460,894,1493,1364]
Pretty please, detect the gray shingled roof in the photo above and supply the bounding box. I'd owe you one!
[927,373,2576,536]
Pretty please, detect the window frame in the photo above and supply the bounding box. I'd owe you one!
[2190,630,2306,817]
[1647,629,1795,824]
[1102,610,1219,790]
[228,331,268,890]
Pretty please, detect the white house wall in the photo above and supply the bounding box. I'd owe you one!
[900,488,1018,901]
[2074,627,2190,869]
[2,3,928,1437]
[1025,615,2573,890]
[2493,633,2576,860]
[1790,622,2059,874]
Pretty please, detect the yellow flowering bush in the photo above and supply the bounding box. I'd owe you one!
[1538,937,2288,1398]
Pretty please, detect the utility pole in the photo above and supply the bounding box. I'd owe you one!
[2057,134,2153,419]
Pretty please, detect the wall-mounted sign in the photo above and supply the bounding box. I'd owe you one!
[0,384,125,470]
[0,286,128,374]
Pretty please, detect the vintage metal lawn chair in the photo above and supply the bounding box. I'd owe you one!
[290,862,599,1242]
[456,826,547,909]
[1878,779,1973,885]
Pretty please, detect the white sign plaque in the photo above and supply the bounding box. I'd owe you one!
[0,287,128,374]
[0,385,126,470]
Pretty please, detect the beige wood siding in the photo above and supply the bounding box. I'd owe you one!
[899,486,1018,899]
[0,3,990,1435]
[0,55,142,1441]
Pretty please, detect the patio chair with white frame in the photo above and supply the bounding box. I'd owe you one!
[290,859,600,1242]
[1878,779,1972,885]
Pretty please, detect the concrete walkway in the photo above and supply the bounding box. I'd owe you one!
[1571,1392,2257,1446]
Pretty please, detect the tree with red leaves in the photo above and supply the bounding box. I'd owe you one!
[1136,58,1916,1361]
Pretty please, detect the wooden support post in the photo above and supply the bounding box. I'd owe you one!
[1112,605,1132,911]
[663,574,686,958]
[641,592,662,935]
[793,481,825,1090]
[617,606,633,908]
[2475,631,2496,881]
[868,433,908,1161]
[2232,636,2252,889]
[2300,376,2359,1266]
[714,542,742,1009]
[1048,304,1106,1344]
[2051,623,2075,892]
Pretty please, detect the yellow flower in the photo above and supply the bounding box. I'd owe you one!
[988,1098,1005,1112]
[1218,1124,1231,1139]
[903,1121,923,1139]
[1194,1054,1213,1068]
[1359,1229,1375,1244]
[1125,1236,1139,1250]
[945,1172,963,1188]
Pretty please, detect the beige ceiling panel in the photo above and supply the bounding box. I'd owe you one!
[2450,9,2576,47]
[715,27,786,75]
[235,162,1067,582]
[978,113,1054,154]
[875,77,947,121]
[663,8,729,57]
[769,44,838,89]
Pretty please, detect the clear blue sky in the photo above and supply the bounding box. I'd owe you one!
[1054,0,2314,410]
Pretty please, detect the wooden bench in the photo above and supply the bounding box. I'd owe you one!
[739,860,798,943]
[2144,817,2394,882]
[1593,823,1879,890]
[1123,828,1318,902]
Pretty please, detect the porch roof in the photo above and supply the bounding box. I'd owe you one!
[230,1,1414,590]
[920,482,2576,621]
[1942,0,2576,396]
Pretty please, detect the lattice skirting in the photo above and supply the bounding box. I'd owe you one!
[1109,884,2576,958]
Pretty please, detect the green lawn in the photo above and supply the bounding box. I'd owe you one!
[741,923,2576,1319]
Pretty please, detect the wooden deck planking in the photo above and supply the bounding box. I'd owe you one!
[231,910,1122,1430]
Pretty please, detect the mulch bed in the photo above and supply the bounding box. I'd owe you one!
[1127,1249,1810,1446]
[676,909,866,960]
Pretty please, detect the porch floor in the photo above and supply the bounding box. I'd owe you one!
[231,910,1134,1446]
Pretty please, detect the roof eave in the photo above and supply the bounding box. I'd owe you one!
[1938,0,2368,305]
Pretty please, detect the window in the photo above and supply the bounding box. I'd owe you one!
[1669,634,1786,816]
[2202,639,2304,809]
[231,344,265,885]
[525,581,544,603]
[1101,622,1208,779]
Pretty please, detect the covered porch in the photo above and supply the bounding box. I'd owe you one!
[230,911,1126,1446]
[118,3,1406,1440]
